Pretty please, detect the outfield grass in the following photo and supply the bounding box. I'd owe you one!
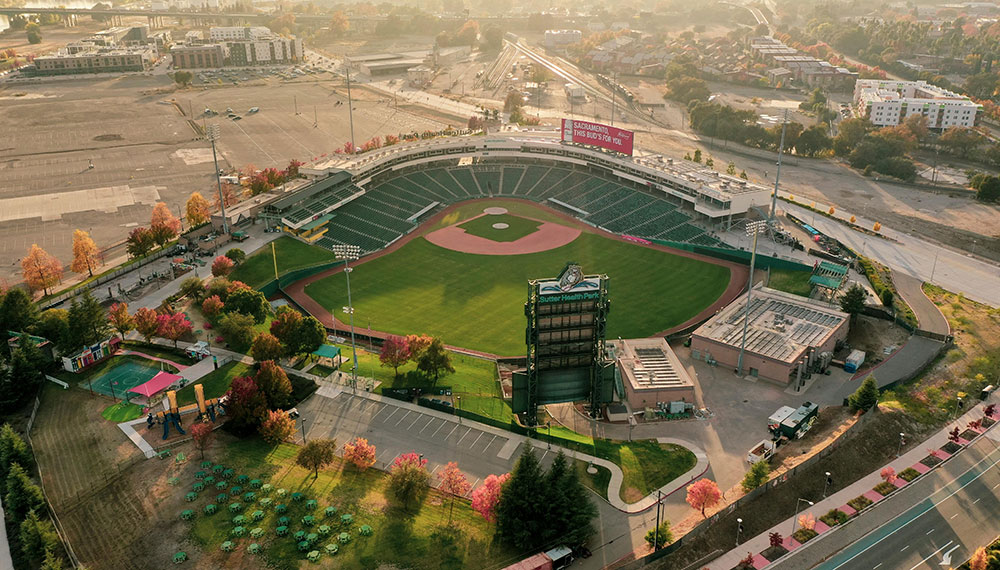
[229,236,339,289]
[767,269,814,297]
[188,438,519,570]
[305,232,730,355]
[458,214,541,242]
[176,361,253,406]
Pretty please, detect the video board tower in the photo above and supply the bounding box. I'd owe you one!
[517,263,613,426]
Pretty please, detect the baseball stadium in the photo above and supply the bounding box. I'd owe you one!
[236,127,766,360]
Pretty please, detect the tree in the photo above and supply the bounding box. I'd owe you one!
[496,447,546,546]
[251,333,284,363]
[5,463,44,521]
[225,248,245,265]
[0,424,32,494]
[217,312,256,350]
[0,288,39,334]
[201,295,224,319]
[379,335,410,377]
[417,338,455,382]
[150,201,181,247]
[255,360,292,409]
[343,437,376,471]
[107,302,134,342]
[41,546,64,570]
[833,118,872,156]
[224,288,270,324]
[969,546,989,570]
[645,520,673,548]
[156,312,192,347]
[223,376,267,435]
[741,459,770,493]
[270,306,303,347]
[939,126,984,158]
[795,125,832,157]
[976,175,1000,202]
[286,315,326,357]
[33,309,68,351]
[179,276,206,301]
[769,531,783,548]
[25,22,41,44]
[21,244,63,296]
[848,375,880,413]
[19,510,59,563]
[839,284,867,319]
[388,451,429,510]
[438,461,471,522]
[686,478,721,517]
[214,182,239,209]
[259,409,296,444]
[329,10,349,36]
[190,421,213,459]
[880,466,896,484]
[173,70,193,87]
[296,438,338,478]
[405,334,433,361]
[133,307,159,343]
[541,451,596,548]
[185,192,211,227]
[211,256,235,278]
[70,229,100,277]
[66,290,109,349]
[471,473,509,522]
[125,227,155,258]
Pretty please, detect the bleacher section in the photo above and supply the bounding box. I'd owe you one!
[297,163,730,255]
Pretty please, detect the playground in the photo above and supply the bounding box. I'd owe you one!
[80,355,181,401]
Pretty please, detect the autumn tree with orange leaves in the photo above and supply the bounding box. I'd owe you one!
[70,229,100,277]
[21,244,63,296]
[150,202,181,247]
[185,192,212,227]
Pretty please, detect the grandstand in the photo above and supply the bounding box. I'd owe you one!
[264,161,729,255]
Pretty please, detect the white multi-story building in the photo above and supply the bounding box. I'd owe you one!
[544,29,582,48]
[208,26,272,42]
[854,79,981,129]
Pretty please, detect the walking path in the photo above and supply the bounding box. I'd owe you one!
[893,272,950,336]
[704,394,999,569]
[121,349,189,371]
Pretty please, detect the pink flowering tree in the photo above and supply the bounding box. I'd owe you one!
[438,462,471,523]
[471,472,510,522]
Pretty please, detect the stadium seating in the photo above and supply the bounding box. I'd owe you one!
[514,166,551,195]
[473,169,503,195]
[586,193,654,227]
[656,223,705,243]
[500,167,525,195]
[424,169,468,198]
[447,169,483,197]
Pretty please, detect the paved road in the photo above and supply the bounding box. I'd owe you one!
[893,272,949,336]
[782,431,1000,570]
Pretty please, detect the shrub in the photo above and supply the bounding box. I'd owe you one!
[792,528,818,543]
[897,468,920,482]
[819,509,849,526]
[873,481,897,496]
[848,495,873,511]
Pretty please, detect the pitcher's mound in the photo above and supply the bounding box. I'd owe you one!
[492,223,510,229]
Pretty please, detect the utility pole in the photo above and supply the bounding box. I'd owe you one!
[610,71,617,126]
[770,109,788,221]
[313,106,318,128]
[346,64,356,151]
[294,95,299,115]
[206,124,229,235]
[653,490,662,549]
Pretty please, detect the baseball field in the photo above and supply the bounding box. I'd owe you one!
[302,208,732,355]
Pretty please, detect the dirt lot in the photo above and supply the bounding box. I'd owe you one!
[846,316,911,370]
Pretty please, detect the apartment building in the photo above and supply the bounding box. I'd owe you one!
[853,79,981,129]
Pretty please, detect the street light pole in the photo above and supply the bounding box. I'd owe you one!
[346,65,356,152]
[770,110,788,221]
[736,517,743,547]
[791,498,814,536]
[823,471,832,499]
[737,220,768,377]
[332,244,362,392]
[653,490,662,550]
[897,432,905,457]
[206,124,229,235]
[300,417,307,444]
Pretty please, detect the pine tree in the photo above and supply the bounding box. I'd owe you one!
[495,447,546,548]
[545,451,597,547]
[20,510,59,563]
[5,464,44,521]
[0,424,33,493]
[0,288,39,334]
[849,375,880,413]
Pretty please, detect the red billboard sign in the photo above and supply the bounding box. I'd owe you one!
[561,119,634,156]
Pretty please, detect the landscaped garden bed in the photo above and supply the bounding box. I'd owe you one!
[761,545,788,562]
[983,417,996,428]
[898,468,920,482]
[941,441,962,454]
[847,496,873,512]
[819,509,849,527]
[873,481,897,496]
[960,429,980,440]
[920,454,943,468]
[792,528,818,544]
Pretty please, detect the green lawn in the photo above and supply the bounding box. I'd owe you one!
[187,438,519,570]
[229,236,339,289]
[337,345,512,423]
[305,231,730,355]
[311,364,337,378]
[546,425,696,504]
[458,214,541,242]
[767,269,814,297]
[101,401,144,422]
[176,361,254,406]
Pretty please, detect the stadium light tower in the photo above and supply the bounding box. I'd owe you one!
[331,244,362,391]
[736,220,768,377]
[770,109,788,221]
[205,124,229,235]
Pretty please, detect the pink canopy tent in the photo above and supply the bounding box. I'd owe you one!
[128,371,183,400]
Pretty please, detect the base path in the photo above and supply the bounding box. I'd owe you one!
[282,198,749,357]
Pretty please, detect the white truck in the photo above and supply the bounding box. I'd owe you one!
[747,439,777,464]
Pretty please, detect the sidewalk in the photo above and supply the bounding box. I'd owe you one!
[706,395,998,569]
